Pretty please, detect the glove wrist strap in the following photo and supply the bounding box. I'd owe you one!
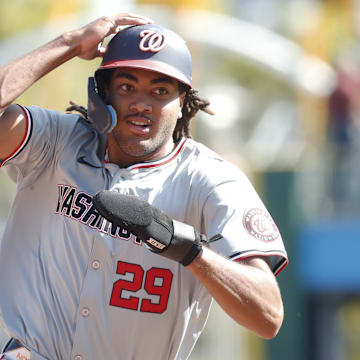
[159,220,200,265]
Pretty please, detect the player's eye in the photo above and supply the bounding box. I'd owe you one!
[119,83,133,92]
[153,87,169,96]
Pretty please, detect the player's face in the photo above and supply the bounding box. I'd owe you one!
[105,67,185,167]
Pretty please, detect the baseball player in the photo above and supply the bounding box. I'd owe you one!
[0,13,288,360]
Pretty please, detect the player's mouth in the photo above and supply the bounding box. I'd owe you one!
[125,114,152,134]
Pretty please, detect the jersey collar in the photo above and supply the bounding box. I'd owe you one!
[127,137,187,171]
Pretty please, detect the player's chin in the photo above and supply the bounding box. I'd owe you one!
[119,140,162,159]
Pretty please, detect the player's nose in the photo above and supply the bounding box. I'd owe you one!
[129,97,152,114]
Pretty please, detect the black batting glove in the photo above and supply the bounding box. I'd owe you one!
[92,191,221,266]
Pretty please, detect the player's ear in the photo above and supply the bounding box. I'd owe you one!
[178,81,187,108]
[179,90,186,108]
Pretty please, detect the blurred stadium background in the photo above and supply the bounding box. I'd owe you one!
[1,0,360,359]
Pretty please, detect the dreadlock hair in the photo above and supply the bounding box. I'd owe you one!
[66,69,212,143]
[173,83,211,142]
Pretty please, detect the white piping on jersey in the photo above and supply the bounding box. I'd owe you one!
[0,104,32,167]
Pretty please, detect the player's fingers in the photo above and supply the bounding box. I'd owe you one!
[91,42,107,58]
[81,13,153,59]
[97,46,107,57]
[96,17,118,38]
[98,14,151,39]
[118,12,153,22]
[109,12,153,27]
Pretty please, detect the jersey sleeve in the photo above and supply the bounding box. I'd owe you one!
[203,170,288,276]
[0,105,80,182]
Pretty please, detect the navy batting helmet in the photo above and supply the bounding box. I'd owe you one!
[88,24,193,135]
[95,24,192,89]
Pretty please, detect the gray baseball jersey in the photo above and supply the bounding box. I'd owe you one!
[0,105,288,360]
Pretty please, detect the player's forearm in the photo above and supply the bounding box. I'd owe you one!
[0,32,80,113]
[91,191,284,338]
[188,247,284,339]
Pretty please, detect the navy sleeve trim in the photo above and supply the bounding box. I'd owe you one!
[0,105,33,167]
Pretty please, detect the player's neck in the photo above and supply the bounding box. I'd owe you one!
[106,136,176,168]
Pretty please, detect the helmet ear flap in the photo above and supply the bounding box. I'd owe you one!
[87,77,117,134]
[95,68,114,101]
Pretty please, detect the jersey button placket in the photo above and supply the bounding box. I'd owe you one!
[92,260,100,270]
[81,307,90,317]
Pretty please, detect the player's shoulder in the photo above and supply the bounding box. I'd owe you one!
[183,138,246,183]
[184,138,241,171]
[24,104,95,137]
[25,104,82,124]
[25,105,97,150]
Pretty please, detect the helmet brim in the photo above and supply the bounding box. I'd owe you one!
[97,59,192,88]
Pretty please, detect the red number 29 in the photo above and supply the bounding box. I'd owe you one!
[109,261,173,314]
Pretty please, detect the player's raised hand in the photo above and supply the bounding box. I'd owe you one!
[71,13,153,60]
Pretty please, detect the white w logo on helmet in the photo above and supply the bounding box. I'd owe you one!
[139,30,166,52]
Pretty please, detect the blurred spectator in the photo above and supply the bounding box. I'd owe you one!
[328,71,351,147]
[326,61,360,215]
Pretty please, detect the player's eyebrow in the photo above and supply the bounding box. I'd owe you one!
[114,72,138,82]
